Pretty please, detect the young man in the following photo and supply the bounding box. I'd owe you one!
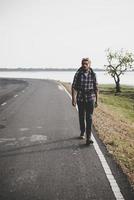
[71,58,98,145]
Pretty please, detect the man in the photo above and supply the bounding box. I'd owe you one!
[71,58,98,145]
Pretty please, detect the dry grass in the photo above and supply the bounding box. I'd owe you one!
[60,81,134,188]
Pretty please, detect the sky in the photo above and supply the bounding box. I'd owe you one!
[0,0,134,69]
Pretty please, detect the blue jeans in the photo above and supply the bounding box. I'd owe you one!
[77,99,95,139]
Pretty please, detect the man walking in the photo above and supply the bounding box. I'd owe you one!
[71,58,98,145]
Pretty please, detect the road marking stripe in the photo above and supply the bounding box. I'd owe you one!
[1,102,7,106]
[58,85,64,91]
[59,83,125,200]
[14,94,18,97]
[19,127,30,131]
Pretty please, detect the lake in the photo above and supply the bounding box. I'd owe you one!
[0,71,134,86]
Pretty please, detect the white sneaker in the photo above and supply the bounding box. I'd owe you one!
[79,135,85,139]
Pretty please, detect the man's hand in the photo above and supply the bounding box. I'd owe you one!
[94,101,98,108]
[72,98,77,107]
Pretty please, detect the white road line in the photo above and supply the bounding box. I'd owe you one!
[59,83,125,200]
[58,85,64,91]
[19,128,30,132]
[36,126,42,129]
[0,138,16,143]
[1,102,7,106]
[14,94,18,98]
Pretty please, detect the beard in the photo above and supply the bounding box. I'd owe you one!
[83,67,90,72]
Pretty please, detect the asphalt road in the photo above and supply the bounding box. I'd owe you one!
[0,78,133,200]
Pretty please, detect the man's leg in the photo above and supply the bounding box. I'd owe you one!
[85,100,94,143]
[77,101,85,136]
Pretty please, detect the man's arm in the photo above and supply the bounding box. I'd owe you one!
[71,85,77,107]
[94,90,99,107]
[71,71,79,106]
[94,73,99,107]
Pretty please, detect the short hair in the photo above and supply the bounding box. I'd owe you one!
[81,57,91,65]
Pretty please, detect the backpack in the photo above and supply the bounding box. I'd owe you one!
[75,67,96,91]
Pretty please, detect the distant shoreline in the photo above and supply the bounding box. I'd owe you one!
[0,68,133,72]
[0,68,105,71]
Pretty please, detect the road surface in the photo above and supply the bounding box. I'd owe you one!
[0,78,133,200]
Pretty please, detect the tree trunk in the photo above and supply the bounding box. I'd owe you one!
[115,76,121,93]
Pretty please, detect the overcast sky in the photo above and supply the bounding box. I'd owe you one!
[0,0,134,68]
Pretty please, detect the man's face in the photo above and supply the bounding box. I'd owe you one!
[82,61,91,71]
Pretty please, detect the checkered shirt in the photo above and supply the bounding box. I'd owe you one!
[72,68,98,102]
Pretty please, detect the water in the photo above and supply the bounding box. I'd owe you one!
[0,70,134,86]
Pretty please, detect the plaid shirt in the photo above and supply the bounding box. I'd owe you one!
[72,67,98,102]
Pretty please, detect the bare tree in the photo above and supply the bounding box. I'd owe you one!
[104,48,134,93]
